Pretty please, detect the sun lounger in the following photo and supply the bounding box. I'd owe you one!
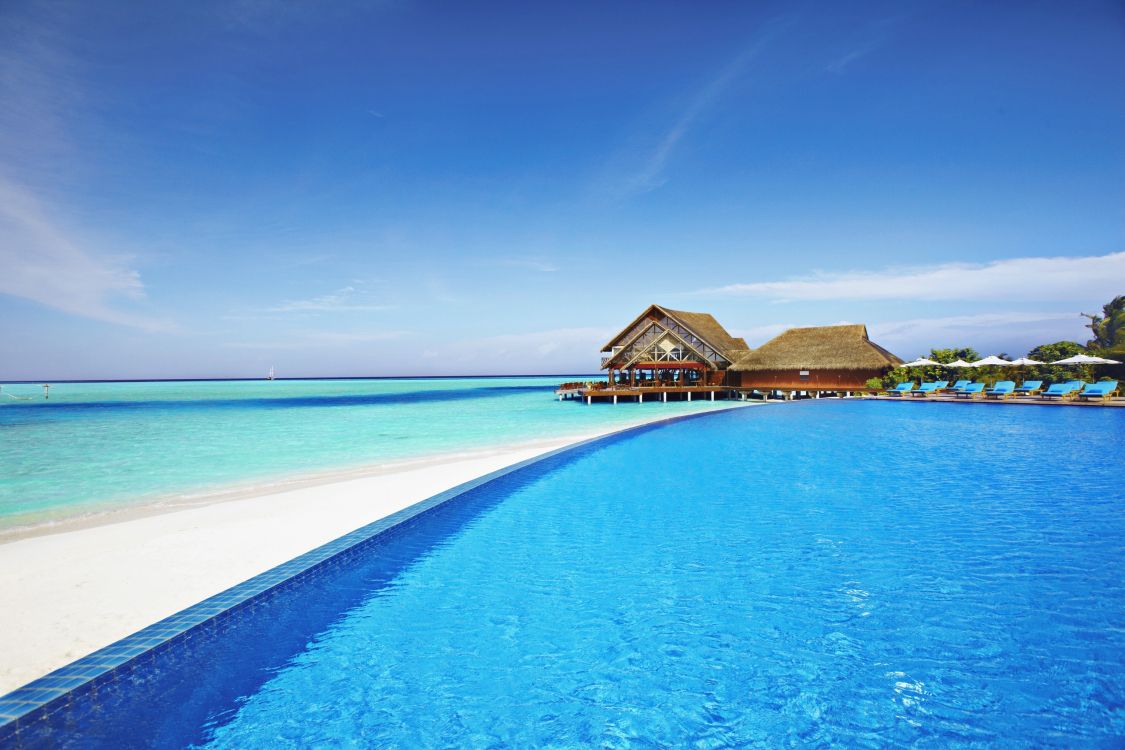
[1039,381,1083,401]
[910,380,949,397]
[1014,380,1043,397]
[984,381,1016,399]
[884,382,914,397]
[954,383,985,398]
[1075,380,1119,402]
[948,379,972,394]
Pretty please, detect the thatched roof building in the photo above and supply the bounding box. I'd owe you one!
[730,324,901,372]
[596,307,901,394]
[728,324,902,391]
[600,304,750,379]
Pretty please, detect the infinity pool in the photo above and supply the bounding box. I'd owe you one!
[9,401,1125,747]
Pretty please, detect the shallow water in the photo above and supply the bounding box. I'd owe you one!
[21,401,1124,748]
[0,377,735,528]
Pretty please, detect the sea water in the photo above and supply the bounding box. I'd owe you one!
[0,377,736,529]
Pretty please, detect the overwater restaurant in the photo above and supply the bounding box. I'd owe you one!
[585,304,902,401]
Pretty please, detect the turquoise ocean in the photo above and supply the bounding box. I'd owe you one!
[0,377,736,530]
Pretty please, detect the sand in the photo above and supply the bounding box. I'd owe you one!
[0,406,753,695]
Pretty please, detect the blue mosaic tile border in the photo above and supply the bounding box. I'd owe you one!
[0,405,747,742]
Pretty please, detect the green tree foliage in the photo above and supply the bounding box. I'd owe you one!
[1025,341,1093,383]
[929,347,980,364]
[1083,295,1125,358]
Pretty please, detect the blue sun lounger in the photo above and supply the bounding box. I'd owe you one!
[910,380,949,397]
[1039,381,1084,401]
[984,381,1016,399]
[948,379,971,394]
[884,382,914,396]
[1075,380,1119,403]
[954,383,985,398]
[1014,380,1043,397]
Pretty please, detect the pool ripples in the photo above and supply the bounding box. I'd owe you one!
[200,405,1117,746]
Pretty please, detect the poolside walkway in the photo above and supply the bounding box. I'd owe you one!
[871,395,1124,407]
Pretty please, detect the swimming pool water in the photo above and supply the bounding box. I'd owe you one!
[10,401,1125,748]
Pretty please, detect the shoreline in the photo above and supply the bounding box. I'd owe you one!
[0,404,753,695]
[0,433,634,544]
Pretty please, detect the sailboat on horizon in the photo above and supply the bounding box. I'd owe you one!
[267,366,275,381]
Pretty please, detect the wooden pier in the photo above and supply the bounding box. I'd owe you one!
[575,385,732,404]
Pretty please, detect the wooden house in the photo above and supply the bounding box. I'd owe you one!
[727,324,903,392]
[599,305,750,389]
[579,307,901,402]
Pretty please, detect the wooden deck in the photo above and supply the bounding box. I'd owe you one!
[557,385,878,403]
[556,385,1123,407]
[574,386,733,404]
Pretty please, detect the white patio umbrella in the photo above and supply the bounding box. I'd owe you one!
[946,359,974,368]
[971,356,1013,367]
[1050,354,1121,365]
[1008,357,1043,366]
[902,357,941,367]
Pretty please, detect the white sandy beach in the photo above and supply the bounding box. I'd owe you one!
[0,408,750,695]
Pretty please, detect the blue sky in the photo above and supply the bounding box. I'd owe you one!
[1,0,1123,379]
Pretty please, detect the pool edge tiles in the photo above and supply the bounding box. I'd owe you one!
[0,404,754,742]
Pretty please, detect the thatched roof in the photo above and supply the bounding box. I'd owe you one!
[730,324,902,371]
[601,304,750,360]
[661,307,750,358]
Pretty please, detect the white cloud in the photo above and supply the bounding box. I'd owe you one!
[424,327,613,373]
[0,13,170,332]
[263,286,394,313]
[824,13,902,75]
[607,21,789,198]
[869,311,1089,358]
[705,252,1125,302]
[0,5,82,178]
[0,176,169,331]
